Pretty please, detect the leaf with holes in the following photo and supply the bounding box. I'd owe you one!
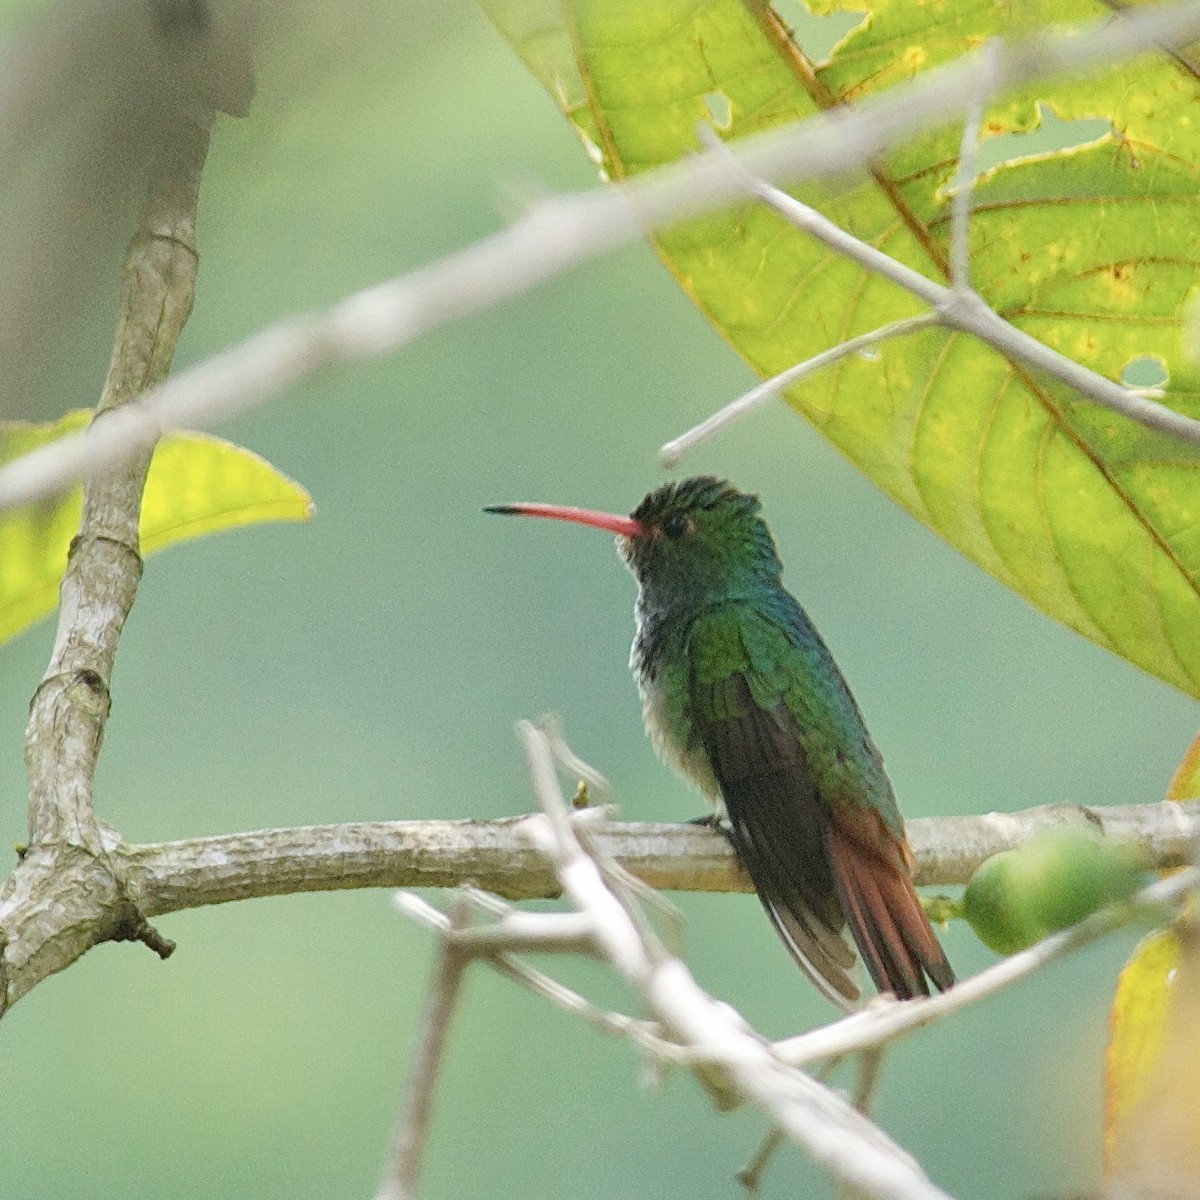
[0,412,313,646]
[482,0,1200,695]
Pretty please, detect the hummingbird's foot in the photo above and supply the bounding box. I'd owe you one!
[685,812,737,849]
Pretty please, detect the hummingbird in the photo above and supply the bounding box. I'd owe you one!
[486,476,953,1006]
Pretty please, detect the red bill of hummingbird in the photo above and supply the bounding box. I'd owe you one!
[486,476,953,1006]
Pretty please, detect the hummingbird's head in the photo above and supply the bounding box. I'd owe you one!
[622,477,782,607]
[486,476,782,610]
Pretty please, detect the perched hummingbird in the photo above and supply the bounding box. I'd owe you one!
[486,476,953,1005]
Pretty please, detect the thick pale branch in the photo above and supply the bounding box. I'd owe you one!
[120,800,1200,917]
[1,1,1198,511]
[1,89,216,1014]
[125,817,736,911]
[1,799,1193,1015]
[23,116,209,847]
[904,800,1200,885]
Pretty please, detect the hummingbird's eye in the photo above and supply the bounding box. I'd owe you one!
[662,512,690,539]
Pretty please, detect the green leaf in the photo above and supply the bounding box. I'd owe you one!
[0,412,313,646]
[485,0,1200,695]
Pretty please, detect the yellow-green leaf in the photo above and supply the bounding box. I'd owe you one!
[0,411,313,646]
[486,0,1200,696]
[1107,915,1200,1193]
[1168,730,1200,798]
[1106,927,1179,1170]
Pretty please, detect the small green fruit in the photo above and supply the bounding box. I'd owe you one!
[963,831,1150,955]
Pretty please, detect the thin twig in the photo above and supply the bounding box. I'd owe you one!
[736,1047,851,1193]
[393,892,684,1059]
[571,809,687,960]
[738,1129,785,1194]
[541,713,613,801]
[450,912,596,954]
[2,3,1200,510]
[376,896,474,1200]
[774,866,1200,1069]
[700,134,1200,452]
[837,1048,892,1200]
[659,312,938,468]
[853,1046,888,1115]
[948,50,992,295]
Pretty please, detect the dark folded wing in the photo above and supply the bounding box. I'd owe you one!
[691,671,954,1002]
[690,671,860,1007]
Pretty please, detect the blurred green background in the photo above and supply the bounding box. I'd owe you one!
[2,3,1197,1198]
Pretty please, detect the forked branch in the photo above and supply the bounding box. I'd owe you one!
[662,117,1200,464]
[381,725,955,1200]
[382,730,1199,1200]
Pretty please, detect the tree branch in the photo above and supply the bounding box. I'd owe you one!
[395,890,680,1055]
[662,126,1200,466]
[376,738,1199,1199]
[24,114,209,846]
[774,865,1200,1069]
[1,797,1194,1016]
[659,313,939,469]
[0,0,1198,511]
[123,800,1200,914]
[0,93,214,1013]
[375,895,474,1200]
